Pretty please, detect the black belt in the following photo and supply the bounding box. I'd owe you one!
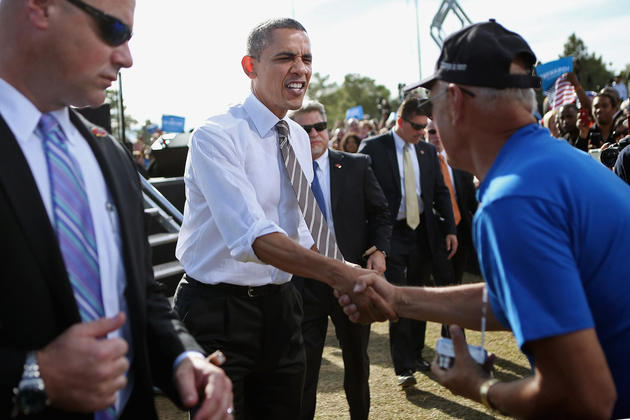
[184,274,289,298]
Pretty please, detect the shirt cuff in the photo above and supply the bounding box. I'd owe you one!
[230,219,287,263]
[173,351,206,373]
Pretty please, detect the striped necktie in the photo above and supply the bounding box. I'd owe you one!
[311,161,328,222]
[276,120,343,261]
[36,114,116,420]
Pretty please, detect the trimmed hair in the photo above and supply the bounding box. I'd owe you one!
[247,18,307,59]
[397,96,432,121]
[470,86,537,114]
[288,100,327,122]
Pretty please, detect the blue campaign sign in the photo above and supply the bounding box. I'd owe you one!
[536,57,573,92]
[146,123,159,135]
[161,114,186,133]
[345,105,364,120]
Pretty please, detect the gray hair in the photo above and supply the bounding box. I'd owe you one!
[288,100,327,122]
[470,86,537,114]
[247,18,307,59]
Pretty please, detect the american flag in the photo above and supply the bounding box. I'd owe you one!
[552,76,577,109]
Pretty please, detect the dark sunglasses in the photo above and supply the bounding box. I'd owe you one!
[428,129,437,135]
[301,121,327,133]
[403,118,427,131]
[66,0,132,46]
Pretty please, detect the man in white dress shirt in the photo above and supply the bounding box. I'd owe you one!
[173,18,395,420]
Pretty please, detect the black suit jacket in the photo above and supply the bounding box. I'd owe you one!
[294,150,392,319]
[0,111,203,419]
[358,132,455,254]
[327,150,392,265]
[452,168,477,238]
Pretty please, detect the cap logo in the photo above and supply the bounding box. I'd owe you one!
[440,62,467,71]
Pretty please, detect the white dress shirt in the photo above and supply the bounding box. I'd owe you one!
[392,129,424,219]
[313,149,335,237]
[176,93,315,286]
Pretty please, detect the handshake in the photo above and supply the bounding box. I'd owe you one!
[332,267,399,324]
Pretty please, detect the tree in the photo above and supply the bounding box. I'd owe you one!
[562,33,613,91]
[307,73,394,125]
[105,87,137,143]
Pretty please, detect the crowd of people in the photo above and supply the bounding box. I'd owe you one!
[1,1,629,420]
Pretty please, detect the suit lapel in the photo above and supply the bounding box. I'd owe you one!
[0,115,80,322]
[70,110,137,286]
[328,150,344,217]
[415,142,431,195]
[385,134,401,195]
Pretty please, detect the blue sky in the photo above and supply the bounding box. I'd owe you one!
[123,0,630,130]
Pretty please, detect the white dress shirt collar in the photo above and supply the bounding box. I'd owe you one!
[0,77,77,147]
[0,77,42,145]
[392,128,409,153]
[314,148,329,169]
[244,93,293,139]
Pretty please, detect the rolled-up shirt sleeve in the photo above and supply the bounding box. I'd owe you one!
[189,124,286,263]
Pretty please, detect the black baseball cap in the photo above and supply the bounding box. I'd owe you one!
[419,19,541,90]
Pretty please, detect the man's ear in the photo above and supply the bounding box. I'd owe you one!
[26,0,53,29]
[448,83,464,124]
[241,56,256,79]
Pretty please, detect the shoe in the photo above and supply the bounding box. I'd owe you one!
[415,358,431,372]
[397,369,417,387]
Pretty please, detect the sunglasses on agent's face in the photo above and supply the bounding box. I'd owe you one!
[301,121,328,133]
[428,129,437,135]
[403,118,427,131]
[66,0,133,47]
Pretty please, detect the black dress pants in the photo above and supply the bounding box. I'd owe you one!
[173,276,306,420]
[386,218,454,375]
[293,277,370,420]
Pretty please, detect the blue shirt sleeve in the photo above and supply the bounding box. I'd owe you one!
[474,196,595,350]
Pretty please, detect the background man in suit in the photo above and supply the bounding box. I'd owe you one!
[0,0,233,418]
[359,97,457,387]
[288,101,392,420]
[426,119,478,285]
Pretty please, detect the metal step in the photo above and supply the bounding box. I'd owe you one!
[144,207,159,217]
[153,260,184,281]
[148,232,179,247]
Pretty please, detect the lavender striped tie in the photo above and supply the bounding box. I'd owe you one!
[276,120,343,261]
[37,114,116,420]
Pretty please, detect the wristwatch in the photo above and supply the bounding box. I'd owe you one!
[12,351,49,416]
[362,246,387,260]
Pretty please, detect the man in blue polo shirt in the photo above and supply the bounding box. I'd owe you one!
[340,19,630,419]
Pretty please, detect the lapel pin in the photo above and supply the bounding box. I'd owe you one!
[335,163,342,169]
[91,127,108,138]
[420,150,425,155]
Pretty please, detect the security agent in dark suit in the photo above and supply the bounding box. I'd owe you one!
[358,97,457,387]
[426,119,479,284]
[289,101,392,420]
[0,0,232,418]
